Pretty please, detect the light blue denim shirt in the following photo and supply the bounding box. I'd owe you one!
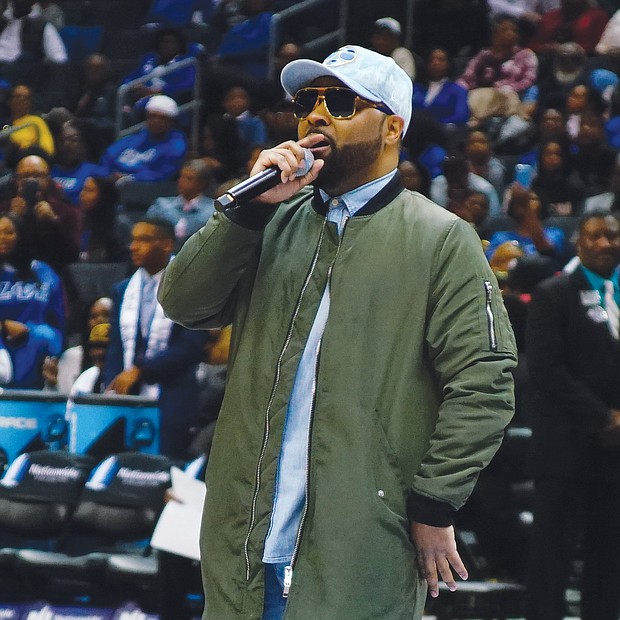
[263,169,398,563]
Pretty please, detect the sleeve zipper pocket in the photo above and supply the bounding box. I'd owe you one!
[484,280,498,352]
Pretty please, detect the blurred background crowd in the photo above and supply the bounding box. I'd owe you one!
[0,0,620,618]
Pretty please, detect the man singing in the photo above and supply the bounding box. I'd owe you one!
[160,45,517,620]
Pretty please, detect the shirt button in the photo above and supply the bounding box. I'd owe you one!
[377,489,385,498]
[331,199,339,207]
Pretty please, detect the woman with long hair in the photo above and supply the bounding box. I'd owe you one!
[77,176,131,263]
[531,138,585,218]
[0,213,65,388]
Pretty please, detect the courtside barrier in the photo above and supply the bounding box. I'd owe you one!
[0,389,67,465]
[67,393,160,458]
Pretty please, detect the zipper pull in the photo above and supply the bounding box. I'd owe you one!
[283,565,293,598]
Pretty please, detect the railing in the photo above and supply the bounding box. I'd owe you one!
[267,0,418,80]
[267,0,348,81]
[404,0,415,51]
[114,56,202,153]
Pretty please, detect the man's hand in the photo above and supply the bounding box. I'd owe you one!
[33,201,59,223]
[41,356,59,387]
[106,366,142,395]
[248,135,325,205]
[522,11,542,24]
[9,196,27,217]
[411,522,468,598]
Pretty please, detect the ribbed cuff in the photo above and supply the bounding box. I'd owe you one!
[224,200,279,231]
[407,491,455,527]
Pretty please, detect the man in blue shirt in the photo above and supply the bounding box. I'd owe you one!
[51,120,104,204]
[146,159,215,249]
[100,95,187,183]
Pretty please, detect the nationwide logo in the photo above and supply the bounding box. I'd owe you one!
[29,464,83,484]
[117,467,170,487]
[0,416,38,429]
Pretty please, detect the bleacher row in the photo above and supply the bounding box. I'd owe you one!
[0,27,209,116]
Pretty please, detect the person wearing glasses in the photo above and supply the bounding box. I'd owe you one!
[160,45,517,620]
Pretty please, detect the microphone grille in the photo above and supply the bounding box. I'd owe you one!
[295,148,315,177]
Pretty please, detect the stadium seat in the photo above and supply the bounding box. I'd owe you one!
[0,450,95,601]
[14,452,172,607]
[117,180,178,220]
[57,0,86,26]
[102,29,155,61]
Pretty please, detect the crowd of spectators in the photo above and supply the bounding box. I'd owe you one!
[0,0,620,615]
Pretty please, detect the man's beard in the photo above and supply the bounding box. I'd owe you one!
[315,133,384,195]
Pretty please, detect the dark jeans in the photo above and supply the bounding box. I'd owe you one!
[262,563,288,620]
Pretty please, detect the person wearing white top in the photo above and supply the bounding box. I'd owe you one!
[595,9,620,55]
[488,0,559,23]
[0,0,67,63]
[371,17,416,80]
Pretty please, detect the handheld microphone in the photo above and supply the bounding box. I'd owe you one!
[215,148,314,211]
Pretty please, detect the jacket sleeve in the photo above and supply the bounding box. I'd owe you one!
[525,279,612,432]
[408,218,517,526]
[138,325,206,384]
[158,207,274,329]
[456,52,484,90]
[494,48,538,93]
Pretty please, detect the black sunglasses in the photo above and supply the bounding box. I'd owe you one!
[292,87,393,120]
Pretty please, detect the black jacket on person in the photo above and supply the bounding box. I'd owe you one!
[526,268,620,478]
[531,168,585,218]
[0,15,46,62]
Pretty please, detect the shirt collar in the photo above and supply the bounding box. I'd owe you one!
[580,264,619,293]
[140,267,164,286]
[182,196,200,212]
[319,168,398,215]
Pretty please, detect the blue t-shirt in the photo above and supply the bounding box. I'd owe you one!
[100,128,187,181]
[51,162,106,204]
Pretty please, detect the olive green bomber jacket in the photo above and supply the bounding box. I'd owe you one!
[159,180,517,620]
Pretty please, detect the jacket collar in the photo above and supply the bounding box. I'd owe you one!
[311,173,405,217]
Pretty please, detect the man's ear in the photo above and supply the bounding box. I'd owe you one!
[385,115,405,146]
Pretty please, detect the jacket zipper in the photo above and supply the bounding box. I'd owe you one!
[243,218,327,582]
[283,215,349,598]
[484,280,498,352]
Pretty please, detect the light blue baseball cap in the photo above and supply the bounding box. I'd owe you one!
[281,45,412,135]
